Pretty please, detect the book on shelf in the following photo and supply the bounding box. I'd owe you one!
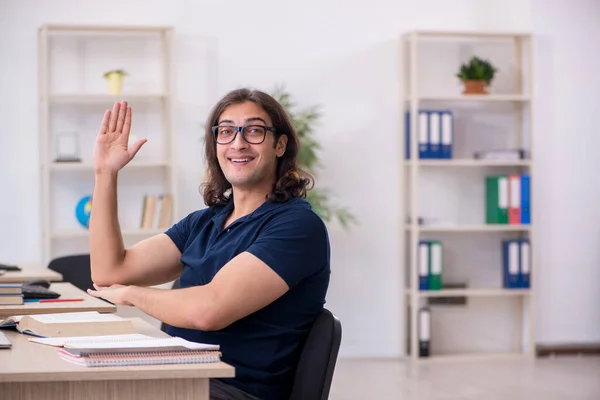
[418,307,431,358]
[474,149,527,160]
[486,174,531,225]
[30,333,221,367]
[417,240,444,291]
[502,239,531,289]
[405,109,454,159]
[0,311,137,338]
[141,194,173,229]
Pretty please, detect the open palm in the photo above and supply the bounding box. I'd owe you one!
[94,100,147,173]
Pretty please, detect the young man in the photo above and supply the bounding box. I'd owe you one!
[87,89,331,400]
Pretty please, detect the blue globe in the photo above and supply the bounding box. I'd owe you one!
[76,195,92,228]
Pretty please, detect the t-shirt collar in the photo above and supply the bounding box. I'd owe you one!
[211,197,294,227]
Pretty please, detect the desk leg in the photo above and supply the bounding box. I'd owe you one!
[0,378,209,400]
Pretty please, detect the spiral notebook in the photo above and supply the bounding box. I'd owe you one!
[57,348,221,367]
[31,333,221,367]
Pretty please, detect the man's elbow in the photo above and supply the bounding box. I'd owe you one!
[90,266,122,287]
[187,302,230,331]
[90,271,113,287]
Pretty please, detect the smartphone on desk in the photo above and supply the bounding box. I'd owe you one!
[0,264,21,271]
[0,332,12,349]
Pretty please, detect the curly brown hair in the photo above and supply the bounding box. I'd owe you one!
[201,88,314,207]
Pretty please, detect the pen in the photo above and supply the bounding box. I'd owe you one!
[24,298,84,303]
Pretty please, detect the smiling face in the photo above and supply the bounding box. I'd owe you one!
[215,101,288,191]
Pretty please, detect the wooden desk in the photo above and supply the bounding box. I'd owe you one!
[0,318,235,400]
[0,283,116,317]
[0,265,63,283]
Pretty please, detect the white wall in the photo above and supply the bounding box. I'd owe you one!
[532,0,600,345]
[0,0,537,358]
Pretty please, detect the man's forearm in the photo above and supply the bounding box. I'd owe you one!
[125,285,217,331]
[89,171,126,284]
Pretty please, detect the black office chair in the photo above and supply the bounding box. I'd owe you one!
[48,254,95,292]
[289,308,342,400]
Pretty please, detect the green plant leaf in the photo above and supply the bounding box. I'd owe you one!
[270,85,357,230]
[456,56,497,83]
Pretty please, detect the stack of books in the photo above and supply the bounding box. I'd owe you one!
[141,194,173,229]
[418,240,443,291]
[57,335,220,367]
[0,311,221,368]
[0,283,23,305]
[485,174,531,224]
[405,109,454,159]
[31,334,221,367]
[502,239,531,289]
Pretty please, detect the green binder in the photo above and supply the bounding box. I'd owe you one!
[485,176,508,224]
[428,241,443,290]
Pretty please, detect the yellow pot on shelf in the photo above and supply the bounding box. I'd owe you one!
[104,70,126,95]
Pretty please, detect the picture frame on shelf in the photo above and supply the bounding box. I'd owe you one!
[54,132,81,163]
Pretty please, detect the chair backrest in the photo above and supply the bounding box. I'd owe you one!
[288,308,342,400]
[47,254,94,292]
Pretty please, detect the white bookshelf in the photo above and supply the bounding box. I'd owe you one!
[38,24,176,264]
[400,30,534,361]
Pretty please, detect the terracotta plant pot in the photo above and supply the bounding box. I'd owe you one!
[462,80,488,95]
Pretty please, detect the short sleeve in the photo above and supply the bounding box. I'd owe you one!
[246,210,330,289]
[164,210,206,253]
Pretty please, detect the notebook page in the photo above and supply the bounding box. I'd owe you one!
[29,333,154,347]
[30,312,126,323]
[65,336,219,351]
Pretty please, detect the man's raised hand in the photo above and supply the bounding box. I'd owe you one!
[94,100,147,174]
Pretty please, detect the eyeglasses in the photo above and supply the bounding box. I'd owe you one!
[211,124,276,145]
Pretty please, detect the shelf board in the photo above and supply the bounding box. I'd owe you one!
[411,30,531,39]
[414,352,528,363]
[406,224,531,232]
[47,94,166,103]
[43,24,172,33]
[406,288,530,298]
[51,229,164,238]
[49,161,169,171]
[404,159,531,167]
[406,94,530,102]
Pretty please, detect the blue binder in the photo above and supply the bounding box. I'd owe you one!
[520,175,531,224]
[405,111,430,159]
[519,239,531,288]
[502,240,520,289]
[418,241,430,290]
[440,111,453,159]
[428,111,441,159]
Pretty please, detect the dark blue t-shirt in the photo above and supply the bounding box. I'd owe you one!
[164,197,330,400]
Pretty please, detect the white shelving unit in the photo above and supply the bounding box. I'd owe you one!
[38,24,176,265]
[400,30,534,361]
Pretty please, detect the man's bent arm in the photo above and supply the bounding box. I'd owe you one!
[121,252,289,331]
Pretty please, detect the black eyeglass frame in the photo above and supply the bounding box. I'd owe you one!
[211,124,277,145]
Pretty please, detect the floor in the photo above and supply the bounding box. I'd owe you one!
[329,356,600,400]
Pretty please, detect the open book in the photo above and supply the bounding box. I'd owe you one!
[0,311,137,338]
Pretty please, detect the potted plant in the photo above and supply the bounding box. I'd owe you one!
[103,69,127,94]
[456,57,497,95]
[271,85,356,230]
